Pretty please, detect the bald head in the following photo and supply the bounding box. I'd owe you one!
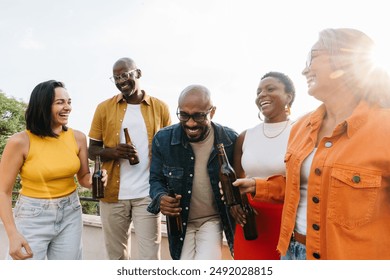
[178,84,213,108]
[177,85,215,142]
[113,57,136,70]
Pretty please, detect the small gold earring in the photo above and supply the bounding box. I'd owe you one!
[285,105,291,116]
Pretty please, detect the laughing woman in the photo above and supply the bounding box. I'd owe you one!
[231,72,295,259]
[0,80,107,260]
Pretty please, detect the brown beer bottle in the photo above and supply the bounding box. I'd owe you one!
[123,128,140,165]
[92,155,104,199]
[216,143,258,240]
[166,187,183,236]
[217,143,241,206]
[240,193,258,240]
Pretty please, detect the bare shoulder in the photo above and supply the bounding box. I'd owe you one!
[7,131,29,146]
[236,130,247,145]
[238,130,247,139]
[4,131,29,155]
[72,129,87,142]
[73,129,87,146]
[234,130,247,152]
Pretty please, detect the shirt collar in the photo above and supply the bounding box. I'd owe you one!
[305,100,371,138]
[115,90,151,105]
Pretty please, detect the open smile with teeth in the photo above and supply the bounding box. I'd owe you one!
[307,76,316,87]
[121,84,130,90]
[186,127,200,135]
[59,113,69,118]
[260,101,271,109]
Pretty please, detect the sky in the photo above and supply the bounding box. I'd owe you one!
[1,0,390,136]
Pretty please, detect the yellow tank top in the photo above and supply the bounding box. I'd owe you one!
[20,128,80,198]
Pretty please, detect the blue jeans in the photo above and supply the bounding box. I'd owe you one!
[281,239,307,260]
[10,191,83,260]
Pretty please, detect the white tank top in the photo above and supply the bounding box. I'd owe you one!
[241,120,292,178]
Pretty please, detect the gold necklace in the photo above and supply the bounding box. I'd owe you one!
[262,120,290,139]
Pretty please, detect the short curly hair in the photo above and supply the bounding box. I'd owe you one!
[261,71,295,107]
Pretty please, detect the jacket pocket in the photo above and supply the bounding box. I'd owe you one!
[328,164,381,229]
[163,165,184,192]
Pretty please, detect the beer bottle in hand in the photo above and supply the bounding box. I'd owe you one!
[216,143,241,206]
[166,187,183,237]
[240,193,258,240]
[124,128,140,165]
[216,143,258,240]
[92,155,104,199]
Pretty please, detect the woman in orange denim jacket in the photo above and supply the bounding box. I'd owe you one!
[233,28,390,260]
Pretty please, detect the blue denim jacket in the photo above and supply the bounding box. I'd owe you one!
[147,122,238,260]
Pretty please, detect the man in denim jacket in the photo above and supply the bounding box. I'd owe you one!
[147,85,238,260]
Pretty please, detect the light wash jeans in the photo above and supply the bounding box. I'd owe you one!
[281,239,307,260]
[10,191,83,260]
[180,218,223,260]
[100,196,161,260]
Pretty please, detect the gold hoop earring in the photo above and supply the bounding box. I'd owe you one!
[258,111,263,121]
[285,105,291,116]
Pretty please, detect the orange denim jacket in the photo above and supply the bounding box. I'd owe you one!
[254,101,390,259]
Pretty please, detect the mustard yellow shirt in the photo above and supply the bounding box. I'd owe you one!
[20,128,80,198]
[88,91,171,202]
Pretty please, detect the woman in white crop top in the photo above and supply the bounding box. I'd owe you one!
[231,72,295,259]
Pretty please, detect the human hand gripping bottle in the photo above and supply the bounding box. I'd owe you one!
[92,155,104,199]
[217,143,258,240]
[166,187,183,236]
[124,128,140,165]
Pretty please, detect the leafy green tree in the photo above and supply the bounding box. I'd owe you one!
[0,91,27,205]
[0,91,27,158]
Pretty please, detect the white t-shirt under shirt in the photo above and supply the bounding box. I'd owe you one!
[118,104,150,199]
[295,148,317,235]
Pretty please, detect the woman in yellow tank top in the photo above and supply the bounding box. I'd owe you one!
[0,80,107,260]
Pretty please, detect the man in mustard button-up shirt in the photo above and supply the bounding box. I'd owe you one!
[88,57,171,260]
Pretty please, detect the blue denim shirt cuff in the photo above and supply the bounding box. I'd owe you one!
[147,192,166,214]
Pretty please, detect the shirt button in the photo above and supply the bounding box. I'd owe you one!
[188,190,191,194]
[314,168,321,175]
[189,174,193,177]
[180,238,183,241]
[169,172,172,176]
[313,252,321,259]
[185,207,189,210]
[312,196,320,203]
[312,224,320,231]
[191,157,194,160]
[183,222,186,226]
[324,141,333,148]
[352,175,361,183]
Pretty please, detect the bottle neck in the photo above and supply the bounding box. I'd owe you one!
[95,156,101,170]
[217,146,228,163]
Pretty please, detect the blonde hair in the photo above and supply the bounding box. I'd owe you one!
[319,28,390,107]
